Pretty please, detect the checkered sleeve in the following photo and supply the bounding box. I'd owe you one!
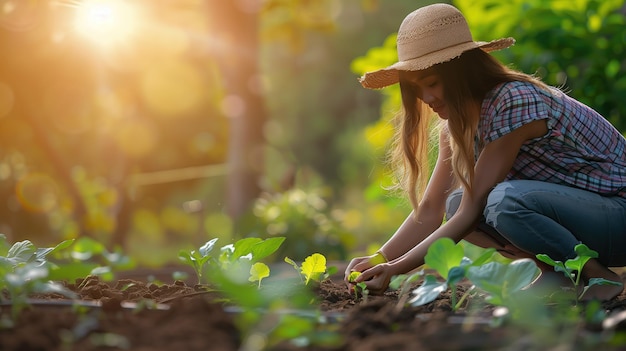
[483,82,550,144]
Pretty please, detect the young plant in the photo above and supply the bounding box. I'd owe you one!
[346,271,371,301]
[408,238,497,310]
[465,258,540,306]
[249,262,270,288]
[536,243,622,302]
[285,253,337,285]
[0,236,78,325]
[178,236,285,285]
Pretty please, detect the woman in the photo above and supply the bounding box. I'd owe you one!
[345,3,626,301]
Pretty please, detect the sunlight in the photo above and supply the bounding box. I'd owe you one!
[73,0,140,48]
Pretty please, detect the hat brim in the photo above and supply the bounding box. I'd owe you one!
[359,37,515,89]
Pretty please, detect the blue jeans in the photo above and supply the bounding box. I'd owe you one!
[445,180,626,267]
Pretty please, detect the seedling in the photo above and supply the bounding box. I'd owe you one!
[249,262,270,288]
[285,253,337,285]
[0,236,78,325]
[178,237,285,284]
[536,243,622,302]
[347,271,361,283]
[408,238,498,310]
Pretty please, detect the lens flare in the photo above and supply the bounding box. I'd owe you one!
[15,173,60,213]
[74,0,139,49]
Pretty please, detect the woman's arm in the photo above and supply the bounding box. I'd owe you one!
[377,124,455,261]
[345,124,454,283]
[356,119,547,291]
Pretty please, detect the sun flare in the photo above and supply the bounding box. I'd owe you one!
[73,0,140,48]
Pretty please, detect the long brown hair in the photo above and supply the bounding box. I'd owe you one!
[392,48,549,212]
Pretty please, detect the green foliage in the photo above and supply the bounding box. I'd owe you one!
[455,0,626,131]
[537,243,622,301]
[466,259,540,306]
[285,253,338,285]
[0,235,78,325]
[178,237,285,285]
[252,188,354,261]
[47,237,135,282]
[408,238,538,311]
[249,262,271,288]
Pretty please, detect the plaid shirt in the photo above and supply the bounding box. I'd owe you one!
[476,80,626,197]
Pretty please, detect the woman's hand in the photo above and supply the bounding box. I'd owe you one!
[344,253,387,291]
[352,263,396,295]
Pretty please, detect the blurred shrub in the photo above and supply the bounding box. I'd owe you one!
[252,188,355,261]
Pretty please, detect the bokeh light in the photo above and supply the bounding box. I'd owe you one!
[15,173,60,213]
[73,0,140,49]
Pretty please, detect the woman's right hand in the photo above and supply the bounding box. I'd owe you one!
[344,253,386,288]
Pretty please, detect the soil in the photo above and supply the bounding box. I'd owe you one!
[2,265,626,351]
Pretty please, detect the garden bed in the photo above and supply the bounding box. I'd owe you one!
[2,265,626,351]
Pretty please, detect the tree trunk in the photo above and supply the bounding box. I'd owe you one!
[206,1,266,222]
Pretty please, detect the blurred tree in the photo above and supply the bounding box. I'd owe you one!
[204,0,265,222]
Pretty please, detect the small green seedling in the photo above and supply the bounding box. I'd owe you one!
[346,271,370,300]
[347,271,361,283]
[0,236,78,325]
[285,253,337,285]
[248,262,270,288]
[536,243,622,302]
[179,237,285,284]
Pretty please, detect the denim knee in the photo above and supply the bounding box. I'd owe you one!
[445,188,464,221]
[483,182,518,230]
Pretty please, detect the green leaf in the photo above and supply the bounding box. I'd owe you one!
[231,238,261,260]
[408,275,448,307]
[447,266,466,286]
[588,277,623,287]
[249,262,270,288]
[470,248,497,266]
[466,259,539,304]
[424,238,464,279]
[199,238,219,257]
[248,237,285,262]
[301,253,326,285]
[284,256,298,268]
[35,239,75,262]
[71,237,105,261]
[7,240,35,264]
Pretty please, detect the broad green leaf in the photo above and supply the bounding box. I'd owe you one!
[7,240,35,264]
[447,266,466,286]
[248,237,285,261]
[249,262,270,288]
[301,253,326,285]
[536,254,571,277]
[565,244,599,276]
[231,238,262,260]
[470,248,497,266]
[35,239,75,262]
[199,238,219,257]
[71,237,105,261]
[467,259,539,304]
[424,238,464,279]
[408,275,448,307]
[588,277,623,287]
[574,244,599,258]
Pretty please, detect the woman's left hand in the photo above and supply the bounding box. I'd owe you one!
[353,263,396,295]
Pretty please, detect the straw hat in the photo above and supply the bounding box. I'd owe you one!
[359,3,515,89]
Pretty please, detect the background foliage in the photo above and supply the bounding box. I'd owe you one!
[0,0,623,265]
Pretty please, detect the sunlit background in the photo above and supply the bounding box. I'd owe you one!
[0,0,624,267]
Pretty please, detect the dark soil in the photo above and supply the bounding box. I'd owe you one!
[2,265,626,351]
